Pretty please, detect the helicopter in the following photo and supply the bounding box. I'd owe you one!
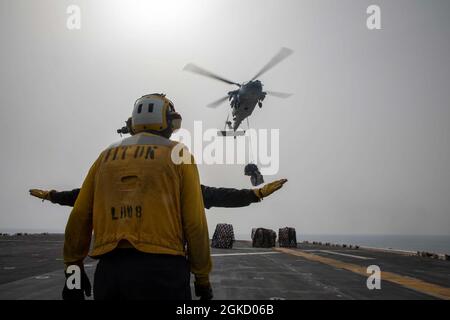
[184,47,293,136]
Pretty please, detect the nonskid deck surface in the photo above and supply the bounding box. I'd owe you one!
[0,235,449,300]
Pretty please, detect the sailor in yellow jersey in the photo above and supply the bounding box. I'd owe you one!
[63,93,212,300]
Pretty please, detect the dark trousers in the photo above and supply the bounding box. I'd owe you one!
[93,249,192,300]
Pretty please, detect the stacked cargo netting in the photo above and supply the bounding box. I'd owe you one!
[278,227,297,248]
[252,228,276,248]
[211,223,235,249]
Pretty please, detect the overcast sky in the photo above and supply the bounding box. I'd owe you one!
[1,0,449,236]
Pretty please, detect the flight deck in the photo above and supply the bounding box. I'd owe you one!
[0,234,449,300]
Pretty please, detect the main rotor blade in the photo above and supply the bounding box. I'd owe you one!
[184,63,240,86]
[207,95,229,108]
[251,47,294,81]
[266,91,292,98]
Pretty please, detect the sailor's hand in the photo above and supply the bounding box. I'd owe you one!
[194,281,213,300]
[62,267,92,300]
[254,179,288,199]
[29,189,53,202]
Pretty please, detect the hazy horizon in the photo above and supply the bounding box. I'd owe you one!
[2,227,449,237]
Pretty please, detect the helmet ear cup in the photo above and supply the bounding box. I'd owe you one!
[168,112,182,132]
[126,117,134,135]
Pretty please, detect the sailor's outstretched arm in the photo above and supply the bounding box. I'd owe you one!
[29,189,80,207]
[30,179,288,210]
[201,179,287,209]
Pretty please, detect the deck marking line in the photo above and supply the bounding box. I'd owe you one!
[275,247,450,300]
[312,250,375,260]
[212,252,280,257]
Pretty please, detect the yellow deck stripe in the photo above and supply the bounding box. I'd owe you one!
[275,247,450,300]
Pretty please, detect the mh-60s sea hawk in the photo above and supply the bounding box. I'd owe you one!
[184,47,294,136]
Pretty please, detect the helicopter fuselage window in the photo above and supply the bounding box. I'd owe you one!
[137,104,143,113]
[148,103,154,113]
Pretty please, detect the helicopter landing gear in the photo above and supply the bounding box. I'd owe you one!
[258,92,266,108]
[224,114,232,130]
[217,115,245,137]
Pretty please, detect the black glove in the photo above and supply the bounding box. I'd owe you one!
[62,267,92,300]
[194,282,213,301]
